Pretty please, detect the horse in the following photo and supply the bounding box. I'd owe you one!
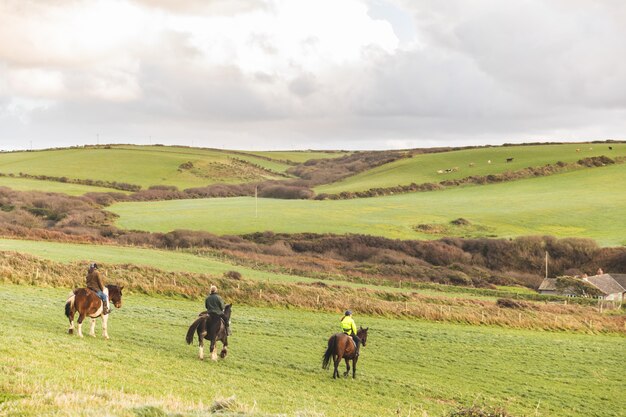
[322,327,368,379]
[65,284,123,339]
[185,304,231,361]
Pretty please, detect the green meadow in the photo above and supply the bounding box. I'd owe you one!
[316,143,626,194]
[1,284,623,417]
[0,176,127,195]
[0,238,309,284]
[245,150,351,163]
[0,146,296,190]
[109,163,626,246]
[0,239,514,300]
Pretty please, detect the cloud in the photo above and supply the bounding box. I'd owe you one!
[0,0,625,150]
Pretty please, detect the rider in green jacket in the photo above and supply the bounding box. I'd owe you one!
[205,285,230,335]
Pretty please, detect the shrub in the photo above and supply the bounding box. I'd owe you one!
[223,270,242,280]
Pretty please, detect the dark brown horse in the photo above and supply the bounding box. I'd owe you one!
[65,284,123,339]
[322,327,369,379]
[186,304,231,361]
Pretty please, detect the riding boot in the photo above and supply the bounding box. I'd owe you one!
[102,299,110,315]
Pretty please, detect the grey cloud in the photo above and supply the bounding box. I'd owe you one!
[288,73,318,98]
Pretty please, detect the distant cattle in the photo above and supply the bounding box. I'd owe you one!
[487,160,492,164]
[469,162,475,167]
[437,169,444,174]
[576,148,580,152]
[589,147,593,151]
[609,146,613,150]
[506,157,514,163]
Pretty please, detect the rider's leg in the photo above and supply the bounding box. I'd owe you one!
[220,313,230,335]
[97,291,109,315]
[353,335,361,356]
[103,287,110,314]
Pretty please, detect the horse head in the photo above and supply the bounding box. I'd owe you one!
[357,326,369,347]
[107,284,124,309]
[223,304,232,322]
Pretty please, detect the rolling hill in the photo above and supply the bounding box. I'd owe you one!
[109,163,626,246]
[315,143,626,194]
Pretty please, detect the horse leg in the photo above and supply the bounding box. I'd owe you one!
[219,340,228,358]
[68,310,75,335]
[210,338,218,361]
[101,313,109,340]
[77,313,85,338]
[89,318,96,337]
[333,354,340,379]
[343,358,350,378]
[352,357,357,379]
[198,330,207,360]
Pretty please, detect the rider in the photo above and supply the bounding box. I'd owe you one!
[205,285,230,335]
[341,310,360,356]
[86,262,109,315]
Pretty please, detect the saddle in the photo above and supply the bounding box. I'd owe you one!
[343,332,356,349]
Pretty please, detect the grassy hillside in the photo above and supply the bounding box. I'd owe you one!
[0,146,296,190]
[0,238,554,301]
[243,150,351,163]
[0,176,129,195]
[316,143,626,193]
[1,284,623,417]
[109,163,626,246]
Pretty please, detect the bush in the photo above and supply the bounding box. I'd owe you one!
[223,270,242,280]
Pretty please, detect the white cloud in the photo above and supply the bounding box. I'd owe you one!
[0,0,625,150]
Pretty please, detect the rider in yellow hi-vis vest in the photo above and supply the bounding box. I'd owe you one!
[340,310,360,356]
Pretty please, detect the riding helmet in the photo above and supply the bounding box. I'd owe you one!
[345,310,352,316]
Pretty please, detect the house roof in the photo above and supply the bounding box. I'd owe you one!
[609,273,626,289]
[538,278,557,291]
[584,274,626,295]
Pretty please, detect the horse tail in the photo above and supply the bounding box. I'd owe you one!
[322,334,337,370]
[64,292,75,320]
[186,317,203,345]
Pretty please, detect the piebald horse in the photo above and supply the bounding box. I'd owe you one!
[322,327,369,379]
[65,284,123,339]
[186,304,231,361]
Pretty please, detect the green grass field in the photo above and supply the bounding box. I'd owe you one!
[0,239,520,300]
[0,176,129,195]
[109,163,626,246]
[0,284,623,417]
[0,146,296,190]
[244,150,351,163]
[316,143,626,193]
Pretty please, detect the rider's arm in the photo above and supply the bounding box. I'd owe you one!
[351,319,357,335]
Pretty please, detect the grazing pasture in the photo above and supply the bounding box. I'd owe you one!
[315,143,626,194]
[0,146,295,190]
[0,176,128,195]
[0,284,623,417]
[0,238,534,300]
[243,150,351,163]
[109,163,626,246]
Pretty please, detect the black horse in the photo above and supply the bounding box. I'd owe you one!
[322,327,369,378]
[185,304,231,361]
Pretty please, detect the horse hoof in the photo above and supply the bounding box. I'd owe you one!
[68,329,73,334]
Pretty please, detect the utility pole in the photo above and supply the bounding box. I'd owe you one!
[545,252,549,279]
[255,186,258,218]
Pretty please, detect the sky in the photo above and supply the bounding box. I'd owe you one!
[1,0,625,151]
